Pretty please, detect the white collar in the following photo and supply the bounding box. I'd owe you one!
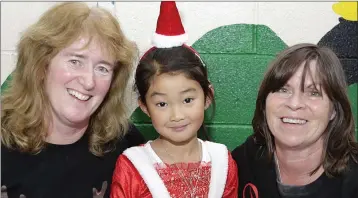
[144,138,211,164]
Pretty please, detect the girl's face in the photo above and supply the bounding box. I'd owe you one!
[139,73,211,144]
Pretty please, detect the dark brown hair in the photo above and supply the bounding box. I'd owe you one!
[135,46,215,140]
[252,43,358,176]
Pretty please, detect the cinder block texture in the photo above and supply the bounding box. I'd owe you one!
[131,24,358,150]
[348,84,358,138]
[318,18,358,85]
[1,2,57,51]
[131,24,287,150]
[1,22,356,149]
[1,53,15,85]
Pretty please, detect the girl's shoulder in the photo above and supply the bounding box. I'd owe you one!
[201,140,228,150]
[120,141,159,166]
[121,141,150,155]
[201,140,229,163]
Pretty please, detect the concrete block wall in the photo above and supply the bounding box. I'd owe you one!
[2,2,340,85]
[131,24,358,150]
[2,2,357,149]
[132,24,288,149]
[1,2,99,85]
[1,2,54,84]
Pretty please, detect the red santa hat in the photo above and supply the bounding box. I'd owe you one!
[152,1,188,48]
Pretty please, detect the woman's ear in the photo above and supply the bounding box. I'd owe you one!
[205,84,214,109]
[330,108,336,121]
[138,99,150,117]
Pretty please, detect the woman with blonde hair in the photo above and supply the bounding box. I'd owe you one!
[1,2,145,198]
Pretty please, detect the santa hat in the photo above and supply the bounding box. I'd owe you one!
[152,1,188,48]
[141,1,205,66]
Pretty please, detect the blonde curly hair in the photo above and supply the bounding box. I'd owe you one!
[1,2,138,156]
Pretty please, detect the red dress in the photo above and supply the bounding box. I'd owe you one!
[111,140,238,198]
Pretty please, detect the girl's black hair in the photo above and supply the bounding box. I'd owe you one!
[135,46,215,140]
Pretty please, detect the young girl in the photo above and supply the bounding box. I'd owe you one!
[110,2,238,198]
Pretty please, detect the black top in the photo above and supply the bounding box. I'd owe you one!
[232,135,358,198]
[1,124,146,198]
[276,172,328,198]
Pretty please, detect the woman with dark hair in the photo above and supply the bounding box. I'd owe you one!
[232,43,358,198]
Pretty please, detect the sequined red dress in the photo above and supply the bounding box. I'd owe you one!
[110,140,238,198]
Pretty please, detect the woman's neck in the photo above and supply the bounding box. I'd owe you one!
[151,136,201,164]
[275,139,324,186]
[46,119,88,145]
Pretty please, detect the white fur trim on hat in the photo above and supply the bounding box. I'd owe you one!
[152,32,188,48]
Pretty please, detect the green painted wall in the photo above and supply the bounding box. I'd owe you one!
[1,24,357,150]
[131,24,287,150]
[131,24,358,150]
[1,75,12,92]
[348,84,358,139]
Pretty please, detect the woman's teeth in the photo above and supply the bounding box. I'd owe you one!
[282,117,307,124]
[67,89,91,101]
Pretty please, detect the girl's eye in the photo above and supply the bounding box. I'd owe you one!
[183,98,194,104]
[156,102,167,107]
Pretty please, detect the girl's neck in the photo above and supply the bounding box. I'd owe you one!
[151,136,201,164]
[275,139,324,186]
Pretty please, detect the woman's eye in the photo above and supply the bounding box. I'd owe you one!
[309,90,322,97]
[69,60,80,66]
[98,66,109,73]
[277,87,287,93]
